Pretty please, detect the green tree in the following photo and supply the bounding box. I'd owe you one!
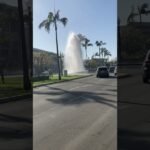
[39,10,68,80]
[95,41,106,65]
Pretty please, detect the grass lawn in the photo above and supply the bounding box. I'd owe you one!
[0,76,28,99]
[33,74,86,87]
[0,74,89,98]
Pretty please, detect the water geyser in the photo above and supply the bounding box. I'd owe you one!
[64,32,85,74]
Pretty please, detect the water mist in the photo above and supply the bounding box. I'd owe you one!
[64,32,85,74]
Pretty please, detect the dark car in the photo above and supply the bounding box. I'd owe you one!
[96,66,109,78]
[143,50,150,83]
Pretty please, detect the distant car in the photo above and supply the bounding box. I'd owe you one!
[40,71,50,76]
[109,66,117,77]
[142,50,150,83]
[96,66,109,78]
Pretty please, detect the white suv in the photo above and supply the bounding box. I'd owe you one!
[109,66,117,77]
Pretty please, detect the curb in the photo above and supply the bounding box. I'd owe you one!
[118,74,131,79]
[33,74,93,88]
[0,93,32,104]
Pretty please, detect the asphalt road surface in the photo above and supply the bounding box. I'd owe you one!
[0,98,32,150]
[33,75,117,150]
[118,66,150,150]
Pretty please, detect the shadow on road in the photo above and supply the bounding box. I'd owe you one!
[34,86,117,108]
[0,113,32,123]
[0,126,32,139]
[0,114,32,139]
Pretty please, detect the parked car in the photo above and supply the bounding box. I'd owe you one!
[96,66,109,78]
[143,50,150,83]
[109,66,117,77]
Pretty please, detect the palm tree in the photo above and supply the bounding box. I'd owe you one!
[101,47,106,59]
[39,10,68,80]
[95,41,106,64]
[77,33,86,42]
[104,49,111,62]
[127,6,138,24]
[137,3,149,23]
[81,38,93,59]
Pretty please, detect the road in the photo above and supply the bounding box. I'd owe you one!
[33,75,117,150]
[118,66,150,150]
[0,98,32,150]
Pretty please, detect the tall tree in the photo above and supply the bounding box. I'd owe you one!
[127,6,138,24]
[103,49,111,62]
[81,38,93,59]
[95,41,106,64]
[39,10,68,80]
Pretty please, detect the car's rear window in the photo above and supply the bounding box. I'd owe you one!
[99,68,107,71]
[109,67,115,72]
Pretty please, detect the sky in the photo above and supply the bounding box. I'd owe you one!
[33,0,117,59]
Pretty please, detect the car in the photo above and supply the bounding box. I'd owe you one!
[96,66,109,78]
[142,50,150,83]
[109,66,117,77]
[41,71,50,76]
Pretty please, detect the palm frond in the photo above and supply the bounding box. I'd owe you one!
[39,19,48,29]
[139,3,149,14]
[127,13,138,23]
[55,10,60,20]
[88,43,93,46]
[59,17,68,26]
[77,34,86,41]
[85,38,90,43]
[141,3,148,10]
[44,21,52,32]
[95,41,100,46]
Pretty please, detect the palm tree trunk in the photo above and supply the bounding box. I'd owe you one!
[18,0,31,90]
[138,7,142,23]
[139,13,142,23]
[54,21,61,80]
[85,47,87,59]
[99,47,101,65]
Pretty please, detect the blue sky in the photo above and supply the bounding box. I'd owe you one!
[33,0,117,59]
